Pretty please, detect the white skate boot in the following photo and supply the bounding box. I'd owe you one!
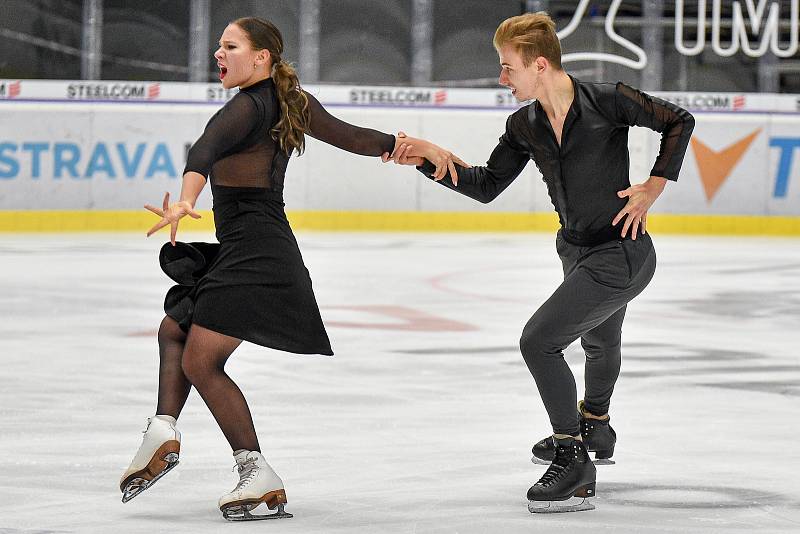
[218,450,292,521]
[120,415,181,503]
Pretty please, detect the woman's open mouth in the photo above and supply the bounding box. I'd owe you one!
[219,66,227,80]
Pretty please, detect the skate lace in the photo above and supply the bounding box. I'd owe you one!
[232,458,259,491]
[141,418,153,434]
[537,445,575,487]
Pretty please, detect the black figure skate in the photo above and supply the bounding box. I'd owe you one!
[532,401,616,465]
[527,437,597,513]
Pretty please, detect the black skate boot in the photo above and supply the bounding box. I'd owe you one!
[527,437,597,513]
[531,402,616,465]
[579,405,616,464]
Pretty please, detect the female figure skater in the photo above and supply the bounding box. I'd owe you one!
[119,17,463,521]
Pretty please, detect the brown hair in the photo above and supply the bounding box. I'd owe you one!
[233,17,310,155]
[493,12,562,70]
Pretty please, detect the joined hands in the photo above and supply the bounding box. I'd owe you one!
[381,132,471,185]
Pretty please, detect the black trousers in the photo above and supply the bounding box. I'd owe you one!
[520,230,657,436]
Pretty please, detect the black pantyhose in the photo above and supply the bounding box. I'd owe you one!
[155,316,260,452]
[155,316,191,418]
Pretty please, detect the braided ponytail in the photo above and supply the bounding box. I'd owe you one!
[271,59,310,155]
[233,17,311,155]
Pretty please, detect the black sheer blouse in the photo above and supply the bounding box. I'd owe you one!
[418,77,695,246]
[185,78,395,192]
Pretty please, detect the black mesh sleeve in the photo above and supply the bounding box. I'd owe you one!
[614,82,695,181]
[416,114,529,203]
[184,92,260,178]
[305,92,395,156]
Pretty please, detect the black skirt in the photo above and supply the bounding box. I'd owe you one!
[160,185,333,356]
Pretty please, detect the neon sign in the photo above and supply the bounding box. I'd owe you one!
[558,0,799,69]
[558,0,647,69]
[676,0,798,57]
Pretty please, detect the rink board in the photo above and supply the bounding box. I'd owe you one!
[1,84,800,234]
[1,209,800,236]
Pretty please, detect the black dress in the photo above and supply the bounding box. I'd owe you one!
[160,78,394,355]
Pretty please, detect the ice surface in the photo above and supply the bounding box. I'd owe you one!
[0,232,798,533]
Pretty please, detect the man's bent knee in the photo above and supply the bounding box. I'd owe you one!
[520,322,562,365]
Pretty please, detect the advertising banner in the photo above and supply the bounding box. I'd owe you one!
[3,79,800,113]
[1,80,800,219]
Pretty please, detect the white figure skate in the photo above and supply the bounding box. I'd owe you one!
[219,450,292,521]
[120,415,181,503]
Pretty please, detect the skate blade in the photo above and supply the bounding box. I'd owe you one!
[528,496,595,513]
[121,453,179,503]
[531,454,614,466]
[223,503,293,521]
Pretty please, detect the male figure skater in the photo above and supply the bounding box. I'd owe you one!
[387,12,694,513]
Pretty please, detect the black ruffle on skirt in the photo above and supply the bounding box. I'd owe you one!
[158,239,332,356]
[160,241,220,333]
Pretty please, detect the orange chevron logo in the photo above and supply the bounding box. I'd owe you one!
[690,129,761,202]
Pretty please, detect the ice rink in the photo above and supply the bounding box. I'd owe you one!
[1,231,798,533]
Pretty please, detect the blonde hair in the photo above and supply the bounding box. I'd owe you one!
[493,12,562,69]
[234,17,311,155]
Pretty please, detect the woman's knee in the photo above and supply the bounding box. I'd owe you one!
[181,354,214,385]
[180,325,240,385]
[180,347,228,386]
[158,316,186,345]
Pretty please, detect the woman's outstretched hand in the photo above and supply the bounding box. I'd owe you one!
[382,132,471,185]
[144,192,201,246]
